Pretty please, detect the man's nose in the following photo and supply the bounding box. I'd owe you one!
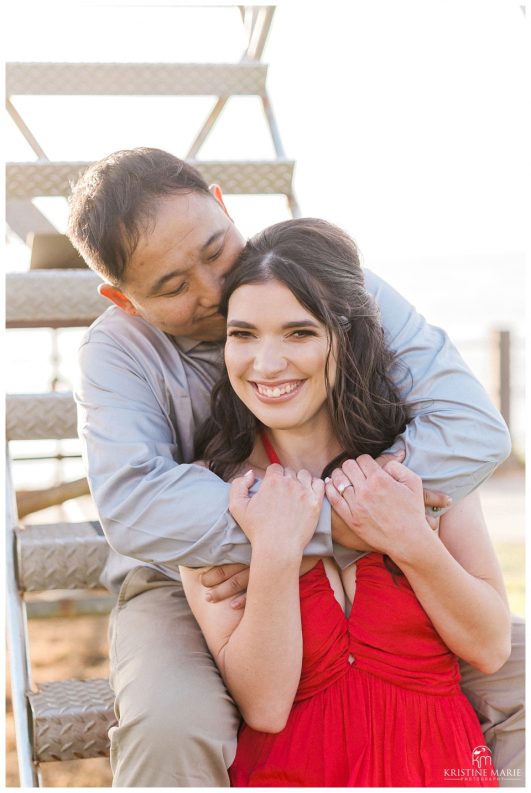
[197,266,224,307]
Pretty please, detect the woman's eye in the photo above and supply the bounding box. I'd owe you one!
[291,330,316,338]
[227,330,253,338]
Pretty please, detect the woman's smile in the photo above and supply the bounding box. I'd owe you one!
[251,380,305,402]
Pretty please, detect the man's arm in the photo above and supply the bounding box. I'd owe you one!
[364,268,511,507]
[75,326,333,574]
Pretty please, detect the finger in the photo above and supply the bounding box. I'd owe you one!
[325,478,353,525]
[330,467,356,503]
[423,488,452,509]
[330,467,346,490]
[382,460,424,501]
[311,476,325,500]
[426,514,440,532]
[204,568,250,603]
[342,458,366,491]
[375,448,406,468]
[265,463,285,478]
[200,563,249,588]
[355,454,381,477]
[228,470,255,516]
[296,468,313,488]
[229,469,255,499]
[230,594,247,610]
[383,459,420,487]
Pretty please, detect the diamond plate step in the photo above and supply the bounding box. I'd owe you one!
[6,392,77,441]
[16,522,108,591]
[28,678,115,762]
[6,270,106,328]
[6,160,295,198]
[7,61,267,96]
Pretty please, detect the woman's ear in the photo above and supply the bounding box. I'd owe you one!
[98,283,139,316]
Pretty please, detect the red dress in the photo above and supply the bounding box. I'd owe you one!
[229,439,498,787]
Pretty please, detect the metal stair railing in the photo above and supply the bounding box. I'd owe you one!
[6,273,112,787]
[6,396,114,786]
[6,5,297,785]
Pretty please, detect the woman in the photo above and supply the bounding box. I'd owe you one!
[180,218,510,786]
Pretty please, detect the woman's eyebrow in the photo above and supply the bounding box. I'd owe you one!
[227,320,256,328]
[226,319,321,329]
[282,320,321,329]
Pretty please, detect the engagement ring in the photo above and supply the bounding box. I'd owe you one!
[338,482,354,495]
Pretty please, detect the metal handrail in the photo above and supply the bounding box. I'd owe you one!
[6,456,41,787]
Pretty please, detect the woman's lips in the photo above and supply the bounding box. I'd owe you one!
[251,380,305,403]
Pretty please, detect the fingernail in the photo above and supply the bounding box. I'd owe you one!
[324,477,331,483]
[231,598,242,609]
[446,497,453,505]
[205,592,213,602]
[244,469,254,477]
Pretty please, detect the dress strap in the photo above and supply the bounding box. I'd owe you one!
[260,431,282,465]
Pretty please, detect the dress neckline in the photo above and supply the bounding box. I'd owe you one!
[260,431,282,465]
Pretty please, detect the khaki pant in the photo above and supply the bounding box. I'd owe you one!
[109,567,525,787]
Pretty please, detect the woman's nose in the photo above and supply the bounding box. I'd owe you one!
[253,340,287,376]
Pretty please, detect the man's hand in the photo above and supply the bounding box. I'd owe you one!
[199,563,250,610]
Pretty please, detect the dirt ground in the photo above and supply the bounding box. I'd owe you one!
[5,466,525,787]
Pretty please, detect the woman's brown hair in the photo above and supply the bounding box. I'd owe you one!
[196,218,412,576]
[196,217,410,481]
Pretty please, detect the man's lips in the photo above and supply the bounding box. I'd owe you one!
[251,380,305,401]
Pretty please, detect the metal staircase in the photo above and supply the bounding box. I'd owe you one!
[6,5,296,785]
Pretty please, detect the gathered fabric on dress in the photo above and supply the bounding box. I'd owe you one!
[230,551,497,787]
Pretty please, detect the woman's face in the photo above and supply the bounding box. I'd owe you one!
[225,279,337,432]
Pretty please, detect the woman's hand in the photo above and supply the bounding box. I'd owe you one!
[229,464,325,560]
[325,455,434,563]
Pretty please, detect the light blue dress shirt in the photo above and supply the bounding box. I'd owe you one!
[74,269,510,591]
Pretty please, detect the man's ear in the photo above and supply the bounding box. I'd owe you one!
[209,183,233,219]
[98,283,139,316]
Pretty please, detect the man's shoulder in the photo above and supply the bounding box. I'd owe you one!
[78,306,185,376]
[81,305,160,347]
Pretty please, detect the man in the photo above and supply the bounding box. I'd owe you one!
[69,147,523,787]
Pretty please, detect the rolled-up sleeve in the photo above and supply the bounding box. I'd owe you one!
[364,269,511,505]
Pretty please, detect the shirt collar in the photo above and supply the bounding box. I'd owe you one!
[170,334,222,354]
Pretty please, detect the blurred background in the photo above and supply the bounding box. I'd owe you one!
[5,0,526,786]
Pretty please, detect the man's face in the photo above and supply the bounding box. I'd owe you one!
[104,189,245,340]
